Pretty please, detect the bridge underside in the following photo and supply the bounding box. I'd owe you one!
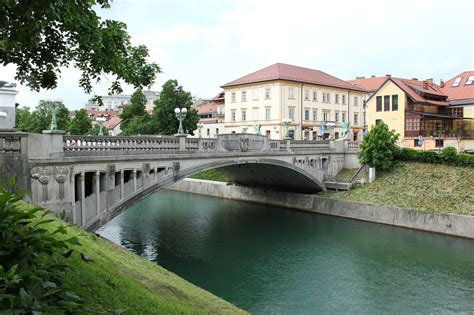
[216,163,324,194]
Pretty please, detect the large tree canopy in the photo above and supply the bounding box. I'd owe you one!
[120,89,150,135]
[15,101,70,133]
[0,1,160,96]
[68,109,92,135]
[153,80,199,135]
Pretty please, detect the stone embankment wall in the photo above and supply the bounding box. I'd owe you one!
[169,179,474,239]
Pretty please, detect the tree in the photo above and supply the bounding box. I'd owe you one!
[15,106,33,132]
[122,115,154,136]
[153,80,199,135]
[358,123,400,171]
[28,101,70,133]
[0,1,160,97]
[68,109,92,135]
[120,89,150,135]
[88,124,103,135]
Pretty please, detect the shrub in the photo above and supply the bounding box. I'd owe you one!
[440,147,458,164]
[358,123,399,171]
[0,179,82,313]
[456,153,474,167]
[419,150,440,164]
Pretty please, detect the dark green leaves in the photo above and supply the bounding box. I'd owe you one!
[359,123,400,170]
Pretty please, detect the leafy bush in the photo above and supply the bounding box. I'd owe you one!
[396,147,474,167]
[358,123,399,171]
[440,147,458,164]
[0,180,82,313]
[419,150,440,164]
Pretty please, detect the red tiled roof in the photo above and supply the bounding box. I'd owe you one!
[211,91,225,101]
[222,63,365,91]
[347,76,387,92]
[193,100,218,115]
[105,116,121,129]
[440,71,474,101]
[369,77,449,106]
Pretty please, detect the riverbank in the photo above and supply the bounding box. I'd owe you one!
[32,204,245,314]
[168,178,474,239]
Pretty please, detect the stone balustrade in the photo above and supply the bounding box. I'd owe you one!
[0,132,24,153]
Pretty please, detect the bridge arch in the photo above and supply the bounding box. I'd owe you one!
[90,158,326,231]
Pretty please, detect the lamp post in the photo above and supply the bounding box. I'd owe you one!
[96,117,106,136]
[283,118,292,139]
[197,122,204,138]
[45,99,62,130]
[174,107,187,135]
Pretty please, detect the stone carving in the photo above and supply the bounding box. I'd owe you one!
[143,163,150,177]
[172,162,180,175]
[239,138,249,152]
[107,164,116,177]
[54,166,68,183]
[30,166,53,185]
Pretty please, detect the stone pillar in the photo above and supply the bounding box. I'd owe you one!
[132,169,137,192]
[154,167,158,181]
[42,130,66,158]
[286,139,291,153]
[120,169,124,200]
[71,173,76,225]
[80,172,85,227]
[95,171,100,216]
[175,134,188,151]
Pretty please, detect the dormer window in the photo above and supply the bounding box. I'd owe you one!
[452,77,462,87]
[466,76,474,85]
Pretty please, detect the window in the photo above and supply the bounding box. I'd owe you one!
[450,107,464,118]
[312,109,317,121]
[335,111,340,122]
[342,95,346,104]
[304,89,310,101]
[313,91,318,101]
[452,77,462,87]
[335,94,339,104]
[304,109,310,121]
[342,111,346,122]
[241,109,246,121]
[241,91,247,102]
[326,93,331,103]
[265,88,271,99]
[384,95,390,111]
[323,111,330,122]
[288,87,295,99]
[375,119,383,125]
[231,110,236,121]
[252,89,259,100]
[231,92,236,103]
[354,96,359,107]
[435,139,444,148]
[265,107,271,120]
[376,96,382,112]
[288,107,295,120]
[216,128,219,135]
[466,76,474,85]
[354,113,359,125]
[253,107,258,120]
[322,93,326,103]
[414,139,422,147]
[207,129,210,136]
[392,95,398,111]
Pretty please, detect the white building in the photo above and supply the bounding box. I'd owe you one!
[0,82,18,130]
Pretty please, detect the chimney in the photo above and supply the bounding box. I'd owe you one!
[412,78,418,81]
[385,74,391,78]
[440,79,445,88]
[426,78,433,84]
[356,76,365,79]
[371,75,375,78]
[423,80,428,90]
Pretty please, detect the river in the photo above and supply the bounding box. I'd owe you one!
[97,190,474,313]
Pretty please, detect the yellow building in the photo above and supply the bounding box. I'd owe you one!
[365,76,465,150]
[221,63,366,140]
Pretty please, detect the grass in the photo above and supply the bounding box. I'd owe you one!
[331,168,359,182]
[322,162,474,216]
[190,169,232,182]
[28,204,246,314]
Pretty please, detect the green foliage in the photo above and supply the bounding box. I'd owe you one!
[120,89,154,135]
[88,124,102,136]
[358,123,399,170]
[0,1,160,96]
[153,80,199,135]
[0,180,82,313]
[396,147,474,167]
[190,169,233,182]
[15,101,70,133]
[68,109,92,135]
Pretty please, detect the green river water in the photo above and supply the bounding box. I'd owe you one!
[97,190,474,314]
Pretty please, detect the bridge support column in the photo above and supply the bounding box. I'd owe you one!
[95,171,100,216]
[71,173,76,225]
[154,167,157,182]
[132,169,137,192]
[120,169,124,200]
[80,172,85,227]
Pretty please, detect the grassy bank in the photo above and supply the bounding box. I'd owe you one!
[190,169,232,182]
[322,162,474,216]
[33,205,245,314]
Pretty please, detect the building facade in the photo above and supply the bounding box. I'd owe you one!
[222,63,365,140]
[190,92,225,138]
[0,82,18,130]
[86,90,160,112]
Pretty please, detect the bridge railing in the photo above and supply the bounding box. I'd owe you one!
[63,135,180,154]
[346,140,363,150]
[289,140,330,151]
[0,132,25,153]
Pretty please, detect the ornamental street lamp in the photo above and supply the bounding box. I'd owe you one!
[283,118,292,139]
[96,116,106,136]
[197,122,204,138]
[174,107,187,134]
[45,99,62,130]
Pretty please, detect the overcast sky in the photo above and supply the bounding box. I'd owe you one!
[2,0,473,110]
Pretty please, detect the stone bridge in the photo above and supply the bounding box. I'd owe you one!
[0,132,360,230]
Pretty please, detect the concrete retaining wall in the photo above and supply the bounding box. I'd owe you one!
[169,179,474,239]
